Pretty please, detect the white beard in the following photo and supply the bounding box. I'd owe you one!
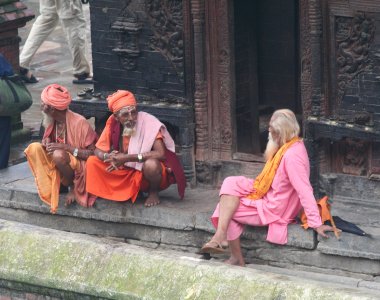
[122,125,136,137]
[42,111,54,128]
[264,132,280,161]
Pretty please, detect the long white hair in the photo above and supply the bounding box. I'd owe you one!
[264,109,300,161]
[270,109,300,146]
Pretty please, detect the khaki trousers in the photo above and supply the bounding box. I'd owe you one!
[20,0,90,76]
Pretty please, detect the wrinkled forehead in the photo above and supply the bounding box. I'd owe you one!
[121,105,136,112]
[117,105,137,115]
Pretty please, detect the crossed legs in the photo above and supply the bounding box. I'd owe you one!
[202,195,246,266]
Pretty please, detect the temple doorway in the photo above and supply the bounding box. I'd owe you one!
[233,0,300,159]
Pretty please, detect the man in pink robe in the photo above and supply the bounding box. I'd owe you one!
[201,109,333,266]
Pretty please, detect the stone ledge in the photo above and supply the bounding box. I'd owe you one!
[0,162,316,250]
[0,219,378,300]
[317,234,380,260]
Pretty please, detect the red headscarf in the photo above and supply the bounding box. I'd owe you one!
[107,90,136,113]
[41,84,72,110]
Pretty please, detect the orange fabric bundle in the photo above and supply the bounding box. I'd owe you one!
[300,196,332,229]
[300,196,341,239]
[246,137,301,200]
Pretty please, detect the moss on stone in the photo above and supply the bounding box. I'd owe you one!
[0,220,376,299]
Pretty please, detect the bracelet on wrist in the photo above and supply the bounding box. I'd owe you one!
[103,152,108,161]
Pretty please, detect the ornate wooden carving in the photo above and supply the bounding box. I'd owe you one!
[191,0,209,160]
[111,1,142,70]
[340,138,369,176]
[146,0,184,81]
[300,0,313,116]
[335,13,375,108]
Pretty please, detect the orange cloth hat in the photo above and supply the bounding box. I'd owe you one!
[41,84,72,110]
[107,90,136,113]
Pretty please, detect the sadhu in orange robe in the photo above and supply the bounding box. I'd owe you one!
[86,111,185,202]
[24,110,97,213]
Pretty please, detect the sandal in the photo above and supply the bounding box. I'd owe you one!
[200,240,227,254]
[77,87,94,98]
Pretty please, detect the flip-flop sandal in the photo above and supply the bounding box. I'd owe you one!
[77,87,94,98]
[200,240,227,254]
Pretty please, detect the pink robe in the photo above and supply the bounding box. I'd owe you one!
[211,141,322,244]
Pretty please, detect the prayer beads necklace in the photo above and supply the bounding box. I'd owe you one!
[55,122,66,144]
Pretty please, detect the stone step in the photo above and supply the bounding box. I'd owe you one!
[0,163,379,277]
[320,173,380,206]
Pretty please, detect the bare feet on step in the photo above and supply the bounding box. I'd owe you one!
[64,188,76,207]
[144,193,160,207]
[224,256,245,267]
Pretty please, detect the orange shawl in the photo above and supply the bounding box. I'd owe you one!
[246,137,301,200]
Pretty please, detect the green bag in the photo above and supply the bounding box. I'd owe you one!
[0,75,33,116]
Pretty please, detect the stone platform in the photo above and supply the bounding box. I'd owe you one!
[0,162,379,282]
[1,219,379,299]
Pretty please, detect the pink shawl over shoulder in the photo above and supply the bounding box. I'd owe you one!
[125,111,175,171]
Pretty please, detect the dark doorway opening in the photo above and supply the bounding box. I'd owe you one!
[234,0,299,160]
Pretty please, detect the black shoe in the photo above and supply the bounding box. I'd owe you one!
[19,67,38,84]
[73,72,93,84]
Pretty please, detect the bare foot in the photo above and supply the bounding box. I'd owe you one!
[224,256,245,267]
[144,193,160,207]
[65,188,76,207]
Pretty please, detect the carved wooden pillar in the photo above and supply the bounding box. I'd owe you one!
[308,0,324,117]
[300,0,324,194]
[191,0,209,161]
[299,0,313,117]
[215,0,233,160]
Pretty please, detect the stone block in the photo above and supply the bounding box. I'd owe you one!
[1,219,377,299]
[317,233,380,260]
[248,246,380,276]
[160,228,209,247]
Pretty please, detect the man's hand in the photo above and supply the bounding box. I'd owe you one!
[41,138,51,148]
[104,151,125,172]
[46,142,67,155]
[314,224,335,238]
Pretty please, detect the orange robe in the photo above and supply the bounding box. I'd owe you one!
[24,110,97,213]
[86,115,172,202]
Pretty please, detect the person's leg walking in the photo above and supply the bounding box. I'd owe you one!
[58,0,90,77]
[20,0,59,68]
